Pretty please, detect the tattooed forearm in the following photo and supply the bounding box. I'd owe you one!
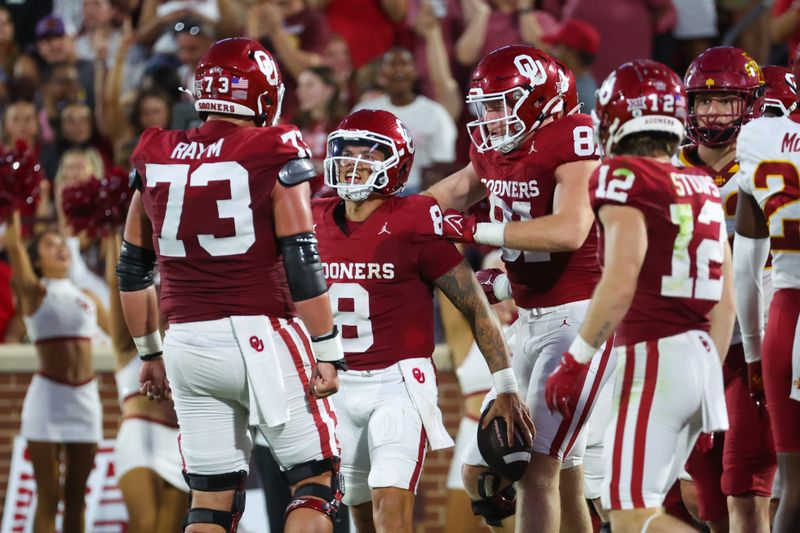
[590,321,613,348]
[435,261,511,373]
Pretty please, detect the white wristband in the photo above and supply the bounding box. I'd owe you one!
[492,273,513,301]
[133,331,163,358]
[492,368,518,394]
[568,335,598,364]
[474,222,506,247]
[312,332,345,363]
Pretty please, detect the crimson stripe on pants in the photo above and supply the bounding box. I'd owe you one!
[270,317,333,458]
[563,340,614,457]
[610,344,636,510]
[289,320,339,448]
[408,428,428,492]
[630,341,659,508]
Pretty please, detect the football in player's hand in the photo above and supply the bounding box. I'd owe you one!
[477,399,532,481]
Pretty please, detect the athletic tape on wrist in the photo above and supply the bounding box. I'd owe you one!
[134,331,162,358]
[568,335,598,364]
[312,332,345,363]
[492,368,518,394]
[474,223,506,247]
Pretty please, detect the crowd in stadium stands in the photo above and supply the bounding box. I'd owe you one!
[0,0,790,344]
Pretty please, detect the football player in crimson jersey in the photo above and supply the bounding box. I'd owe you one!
[118,38,347,533]
[546,59,736,533]
[734,46,800,533]
[675,47,776,533]
[312,109,533,533]
[425,44,613,533]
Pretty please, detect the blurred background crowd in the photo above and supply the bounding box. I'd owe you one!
[0,0,793,343]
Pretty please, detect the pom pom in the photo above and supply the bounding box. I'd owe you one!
[61,168,133,237]
[0,141,43,220]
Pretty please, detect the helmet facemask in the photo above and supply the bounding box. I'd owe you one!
[687,91,754,147]
[324,130,401,201]
[467,87,564,154]
[761,97,797,117]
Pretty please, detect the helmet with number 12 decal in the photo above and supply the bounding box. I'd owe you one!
[193,38,285,127]
[759,65,797,117]
[593,59,687,156]
[324,109,415,202]
[467,45,565,154]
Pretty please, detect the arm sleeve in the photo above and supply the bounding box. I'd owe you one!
[550,114,601,167]
[733,233,771,363]
[417,238,464,283]
[412,197,464,282]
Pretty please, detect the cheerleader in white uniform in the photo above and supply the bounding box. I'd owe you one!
[104,232,188,533]
[4,211,108,533]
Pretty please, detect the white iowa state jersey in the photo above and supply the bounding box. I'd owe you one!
[737,115,800,289]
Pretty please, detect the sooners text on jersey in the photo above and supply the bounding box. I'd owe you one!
[590,156,727,346]
[313,195,463,370]
[131,120,313,323]
[470,113,601,308]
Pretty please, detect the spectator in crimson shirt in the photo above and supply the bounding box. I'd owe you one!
[246,0,332,120]
[322,33,356,109]
[315,0,407,70]
[772,0,800,56]
[293,65,346,196]
[455,0,558,69]
[559,0,675,82]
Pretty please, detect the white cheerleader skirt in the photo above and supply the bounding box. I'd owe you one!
[20,373,102,443]
[114,417,188,492]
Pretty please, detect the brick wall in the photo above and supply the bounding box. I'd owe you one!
[0,370,474,531]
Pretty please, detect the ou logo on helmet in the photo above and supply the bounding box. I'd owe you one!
[514,54,547,86]
[396,118,416,154]
[597,72,617,107]
[786,73,797,95]
[253,50,280,86]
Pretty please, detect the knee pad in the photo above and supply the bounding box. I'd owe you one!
[283,457,344,523]
[471,471,517,527]
[182,470,247,533]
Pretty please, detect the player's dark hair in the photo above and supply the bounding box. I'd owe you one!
[615,132,681,158]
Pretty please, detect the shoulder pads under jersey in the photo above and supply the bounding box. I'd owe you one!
[278,158,316,187]
[129,169,143,191]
